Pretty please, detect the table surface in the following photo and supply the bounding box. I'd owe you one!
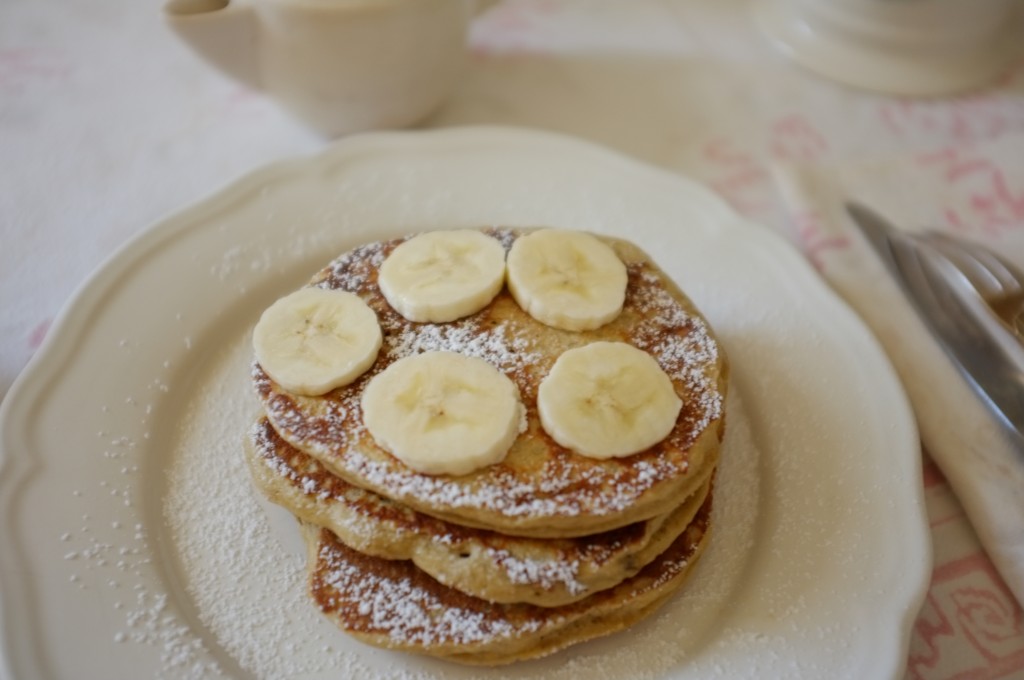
[2,1,1023,678]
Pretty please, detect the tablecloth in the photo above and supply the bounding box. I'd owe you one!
[1,0,1023,677]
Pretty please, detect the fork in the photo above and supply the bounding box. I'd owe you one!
[886,231,1024,443]
[918,231,1024,342]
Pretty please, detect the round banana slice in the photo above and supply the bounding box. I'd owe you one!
[253,287,382,397]
[506,229,627,331]
[538,341,682,459]
[378,230,507,323]
[361,351,523,476]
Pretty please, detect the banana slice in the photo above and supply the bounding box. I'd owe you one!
[378,230,507,323]
[253,287,382,397]
[361,351,523,476]
[506,229,627,331]
[537,342,681,459]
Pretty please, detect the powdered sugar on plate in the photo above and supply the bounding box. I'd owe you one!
[165,332,354,678]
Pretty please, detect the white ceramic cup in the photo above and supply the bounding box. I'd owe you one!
[165,0,493,137]
[755,0,1023,96]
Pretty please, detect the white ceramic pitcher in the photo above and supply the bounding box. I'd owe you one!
[164,0,492,136]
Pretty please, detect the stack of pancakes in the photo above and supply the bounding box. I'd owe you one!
[246,228,728,665]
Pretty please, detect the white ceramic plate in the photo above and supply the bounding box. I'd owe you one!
[0,126,929,680]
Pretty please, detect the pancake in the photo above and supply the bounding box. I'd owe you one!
[301,489,712,665]
[247,416,714,607]
[253,228,727,538]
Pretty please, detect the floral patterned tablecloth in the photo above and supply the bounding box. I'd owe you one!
[1,0,1022,677]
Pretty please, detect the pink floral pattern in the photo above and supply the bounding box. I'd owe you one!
[27,319,51,351]
[701,138,772,216]
[916,149,1024,236]
[0,47,70,94]
[880,98,1024,146]
[906,458,1024,679]
[769,113,828,162]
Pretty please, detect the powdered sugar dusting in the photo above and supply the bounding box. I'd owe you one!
[51,369,224,678]
[386,318,540,374]
[257,229,727,527]
[316,538,544,647]
[305,488,711,655]
[630,268,723,441]
[487,548,587,596]
[252,420,694,602]
[335,448,676,518]
[165,333,354,678]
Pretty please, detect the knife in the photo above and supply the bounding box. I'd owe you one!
[845,202,1024,449]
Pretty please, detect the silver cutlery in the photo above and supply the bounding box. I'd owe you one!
[917,231,1024,341]
[845,202,1024,450]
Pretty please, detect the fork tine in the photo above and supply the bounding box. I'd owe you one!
[889,234,1024,434]
[919,232,1001,299]
[921,232,1024,299]
[962,245,1024,296]
[920,231,1024,341]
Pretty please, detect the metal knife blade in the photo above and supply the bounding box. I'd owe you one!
[846,202,903,272]
[845,202,1024,447]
